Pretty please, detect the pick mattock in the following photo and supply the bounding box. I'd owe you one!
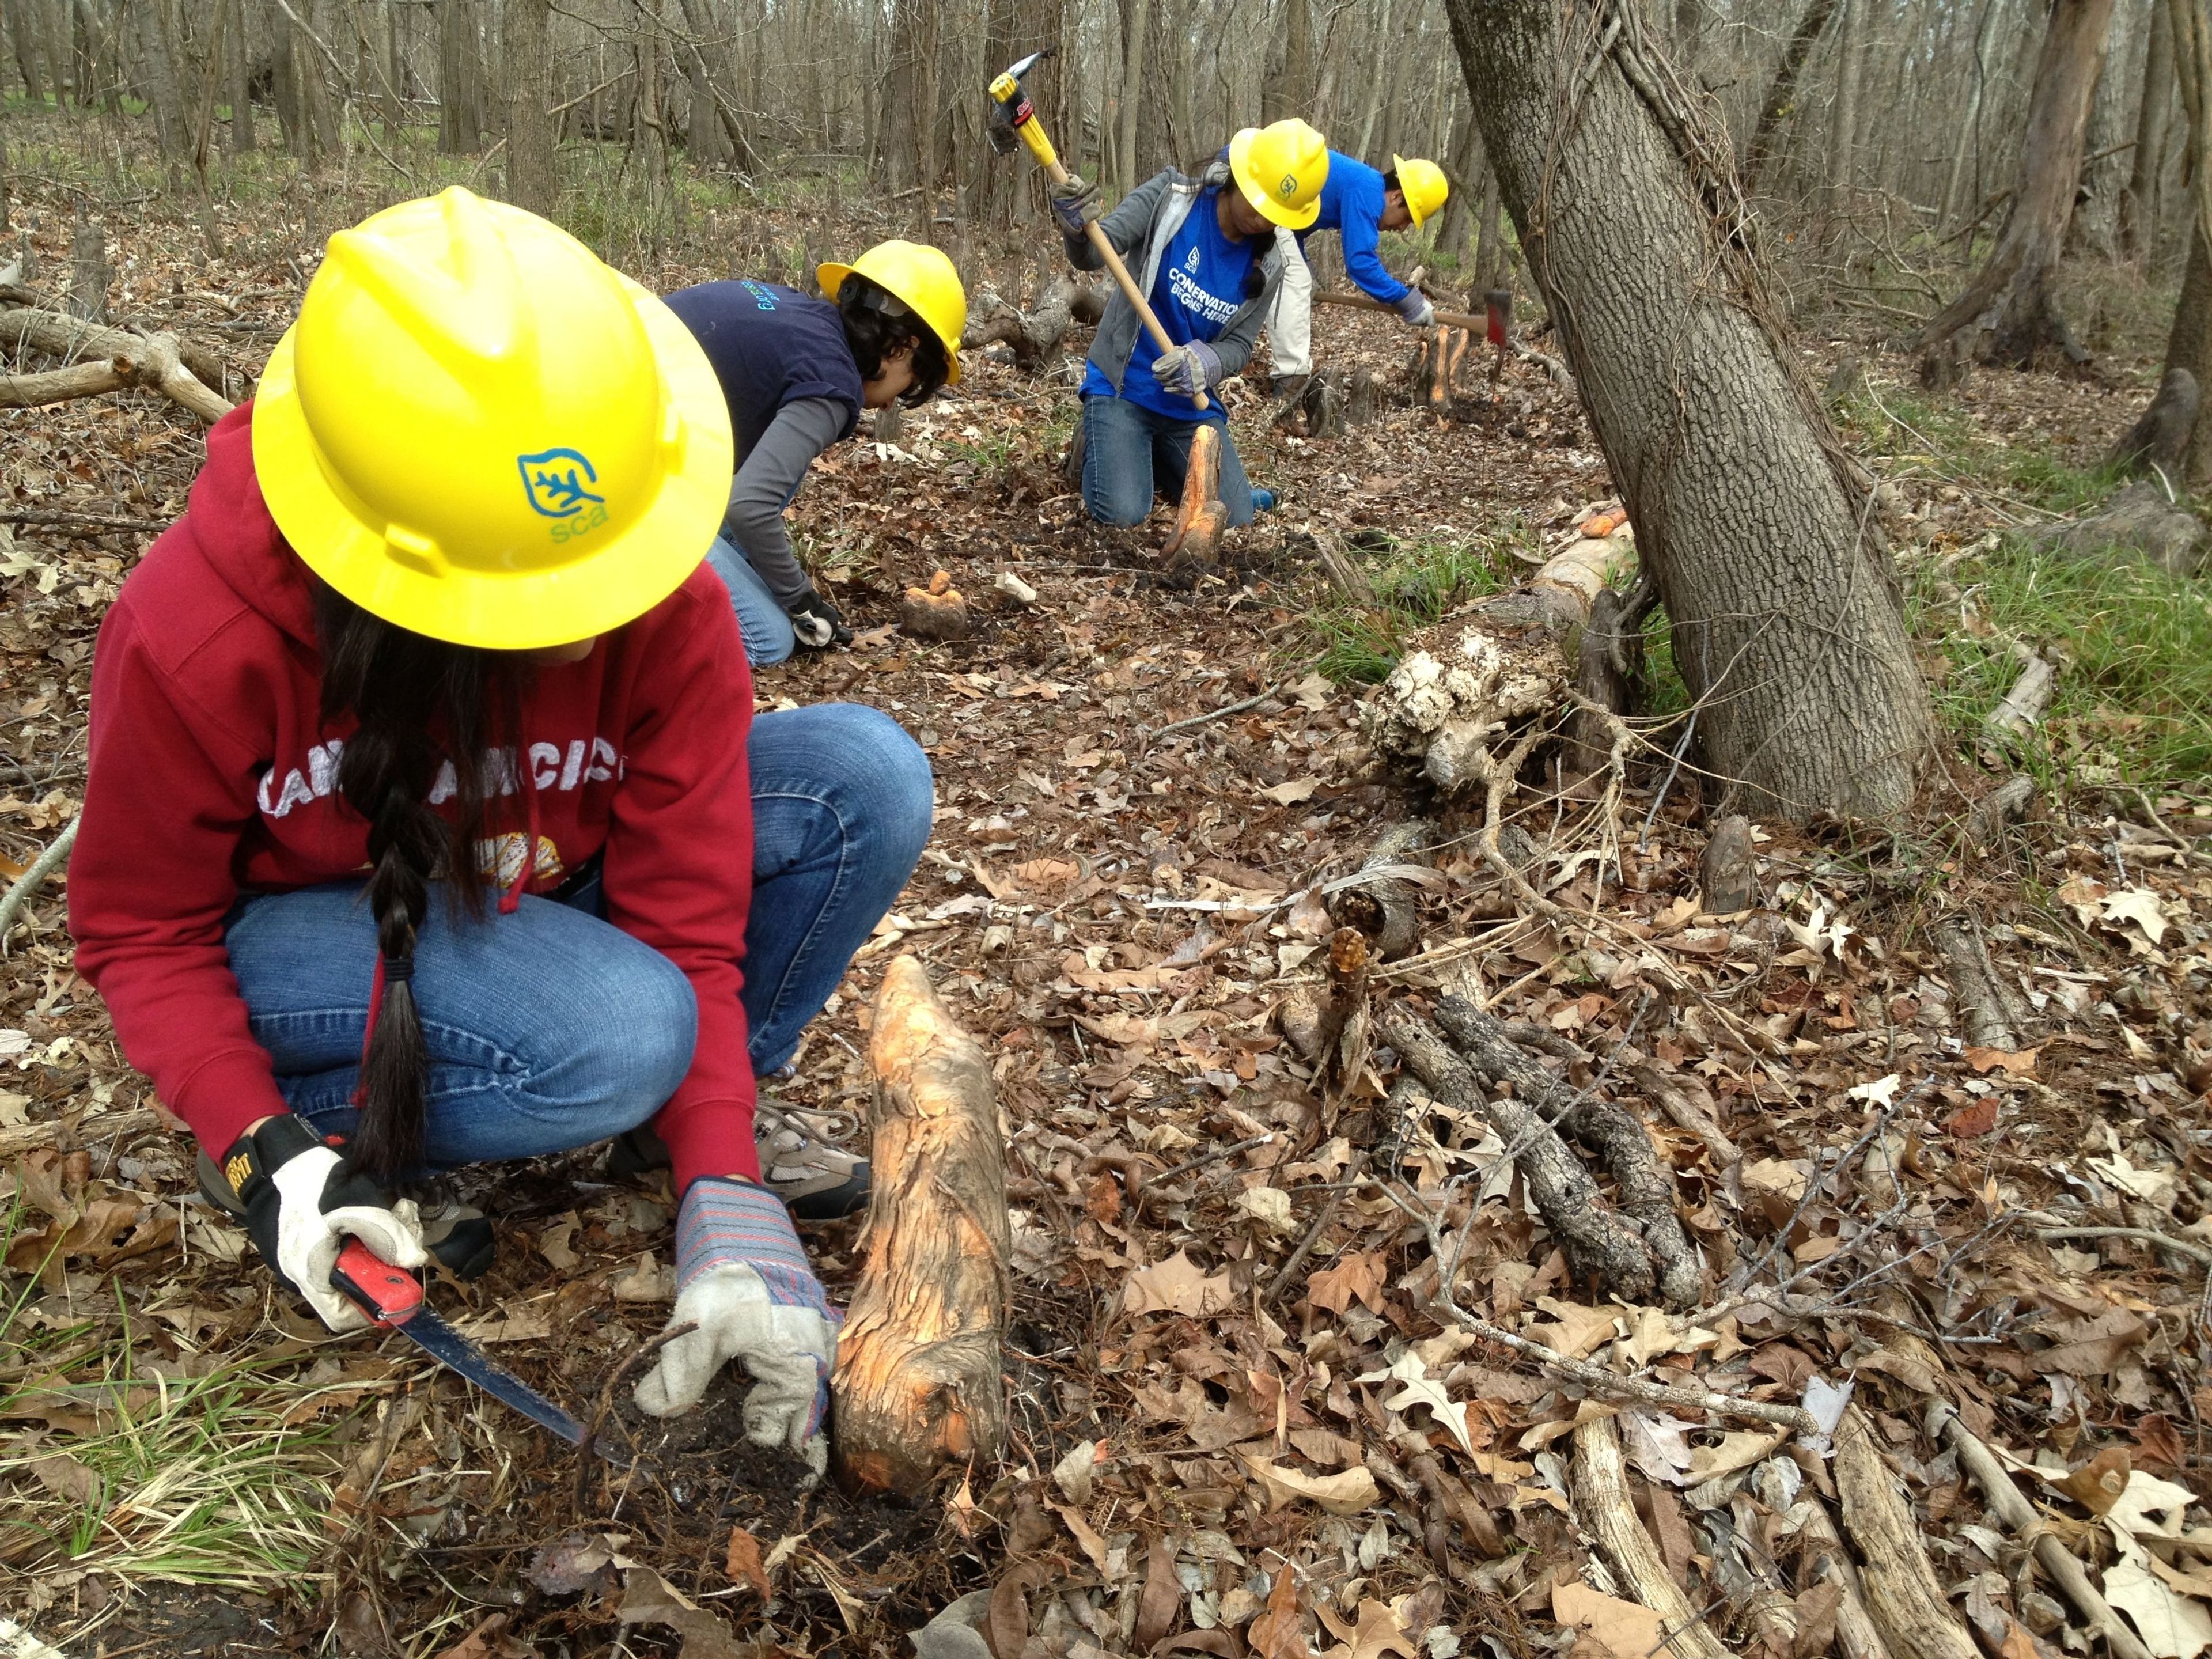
[987,51,1209,412]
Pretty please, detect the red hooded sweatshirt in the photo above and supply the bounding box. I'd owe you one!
[69,406,758,1193]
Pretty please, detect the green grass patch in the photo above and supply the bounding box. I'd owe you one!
[0,1200,349,1592]
[1912,537,2212,795]
[1309,524,1524,683]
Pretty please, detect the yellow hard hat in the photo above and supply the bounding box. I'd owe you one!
[817,240,968,385]
[1391,155,1450,228]
[252,187,732,652]
[1228,119,1330,230]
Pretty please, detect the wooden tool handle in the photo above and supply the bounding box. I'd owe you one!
[1045,156,1210,412]
[1310,289,1487,333]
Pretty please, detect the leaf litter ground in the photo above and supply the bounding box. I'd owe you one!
[2,183,2211,1659]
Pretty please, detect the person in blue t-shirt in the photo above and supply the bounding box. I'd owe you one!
[1049,119,1329,529]
[1267,152,1449,388]
[664,241,967,664]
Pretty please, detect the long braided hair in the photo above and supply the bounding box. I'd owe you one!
[313,585,524,1179]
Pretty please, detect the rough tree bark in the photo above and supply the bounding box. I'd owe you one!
[1441,0,1934,819]
[438,0,485,154]
[502,0,556,214]
[1916,0,2120,370]
[2162,0,2212,480]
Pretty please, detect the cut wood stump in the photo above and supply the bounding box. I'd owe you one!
[1700,814,1759,914]
[901,570,972,642]
[831,955,1012,1498]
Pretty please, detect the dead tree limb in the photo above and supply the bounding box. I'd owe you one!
[1386,1012,1657,1302]
[960,277,1082,368]
[1926,1402,2158,1659]
[1325,821,1434,960]
[0,308,231,423]
[1629,1064,1740,1166]
[1435,995,1701,1308]
[831,955,1012,1498]
[1789,1499,1894,1659]
[1929,915,2027,1051]
[1572,1415,1733,1659]
[0,357,135,407]
[1833,1407,1980,1659]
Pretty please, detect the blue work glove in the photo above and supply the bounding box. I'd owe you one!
[1151,339,1222,400]
[1052,174,1101,238]
[1394,290,1437,328]
[634,1176,840,1472]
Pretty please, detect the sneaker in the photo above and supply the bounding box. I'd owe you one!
[607,1101,873,1222]
[1251,488,1278,513]
[754,1099,872,1221]
[196,1144,497,1282]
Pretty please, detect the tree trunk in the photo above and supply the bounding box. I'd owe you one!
[136,0,191,159]
[830,956,1010,1499]
[503,0,554,213]
[438,0,484,153]
[1917,0,2121,369]
[1740,0,1844,194]
[5,0,50,104]
[2164,217,2212,480]
[1473,157,1505,290]
[1118,0,1149,190]
[1940,0,2006,232]
[2123,0,2176,256]
[1442,0,1933,819]
[227,0,254,151]
[1830,0,1862,207]
[1264,0,1313,122]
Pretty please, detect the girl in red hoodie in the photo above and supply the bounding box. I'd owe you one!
[67,190,930,1471]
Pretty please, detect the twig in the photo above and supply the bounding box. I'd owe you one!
[0,816,78,956]
[1927,1402,2158,1659]
[572,1320,695,1516]
[1385,1184,1817,1432]
[0,507,160,532]
[2032,1225,2212,1272]
[1143,662,1318,746]
[1152,1132,1275,1185]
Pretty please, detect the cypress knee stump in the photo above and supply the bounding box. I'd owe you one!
[830,955,1012,1497]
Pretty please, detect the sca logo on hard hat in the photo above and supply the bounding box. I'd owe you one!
[1278,175,1298,200]
[519,448,605,517]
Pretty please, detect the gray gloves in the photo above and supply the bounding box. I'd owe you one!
[1395,290,1437,328]
[1152,339,1223,400]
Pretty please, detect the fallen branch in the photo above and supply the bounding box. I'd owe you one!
[0,308,231,423]
[1983,642,2056,751]
[0,356,135,408]
[1834,1406,1979,1659]
[1572,1414,1733,1659]
[2030,1224,2212,1272]
[0,817,79,955]
[1926,1400,2157,1659]
[1929,915,2025,1051]
[1436,995,1701,1308]
[1790,1499,1895,1659]
[1325,821,1434,960]
[0,1106,161,1160]
[1387,1012,1657,1302]
[1630,1063,1741,1166]
[574,1320,695,1515]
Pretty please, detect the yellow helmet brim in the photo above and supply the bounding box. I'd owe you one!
[817,259,964,384]
[253,279,734,652]
[1228,129,1322,230]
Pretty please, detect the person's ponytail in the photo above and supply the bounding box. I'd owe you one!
[314,586,514,1180]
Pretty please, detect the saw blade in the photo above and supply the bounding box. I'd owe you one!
[392,1305,589,1446]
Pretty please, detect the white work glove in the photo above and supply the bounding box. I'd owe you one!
[1394,290,1437,328]
[635,1175,840,1474]
[227,1115,427,1334]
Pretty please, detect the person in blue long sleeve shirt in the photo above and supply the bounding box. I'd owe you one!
[1268,151,1449,387]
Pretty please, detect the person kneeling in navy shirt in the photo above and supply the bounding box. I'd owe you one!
[1051,119,1328,530]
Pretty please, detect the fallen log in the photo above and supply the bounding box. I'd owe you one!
[1387,1011,1657,1302]
[1325,821,1433,960]
[831,955,1012,1498]
[0,356,136,408]
[1789,1499,1894,1659]
[960,276,1085,368]
[1571,1415,1732,1659]
[1982,641,2056,752]
[1929,915,2026,1052]
[1434,995,1701,1308]
[1363,531,1635,794]
[1833,1406,1979,1659]
[0,308,231,424]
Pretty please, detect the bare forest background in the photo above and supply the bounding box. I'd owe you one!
[0,0,2189,329]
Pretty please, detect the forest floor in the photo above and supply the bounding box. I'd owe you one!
[3,150,2212,1659]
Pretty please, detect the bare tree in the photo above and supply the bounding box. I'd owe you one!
[1442,0,1933,818]
[1740,0,1844,194]
[438,0,484,152]
[2122,0,2175,256]
[505,0,556,213]
[1916,0,2120,372]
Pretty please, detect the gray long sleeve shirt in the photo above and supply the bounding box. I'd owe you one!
[722,396,848,608]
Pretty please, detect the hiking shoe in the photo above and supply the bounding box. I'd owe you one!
[196,1143,497,1282]
[608,1101,872,1221]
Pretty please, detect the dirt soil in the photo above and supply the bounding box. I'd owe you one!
[4,186,2212,1659]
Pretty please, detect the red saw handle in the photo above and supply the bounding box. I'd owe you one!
[331,1238,425,1327]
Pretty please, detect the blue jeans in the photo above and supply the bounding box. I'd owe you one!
[221,704,933,1170]
[1080,393,1255,529]
[704,537,796,667]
